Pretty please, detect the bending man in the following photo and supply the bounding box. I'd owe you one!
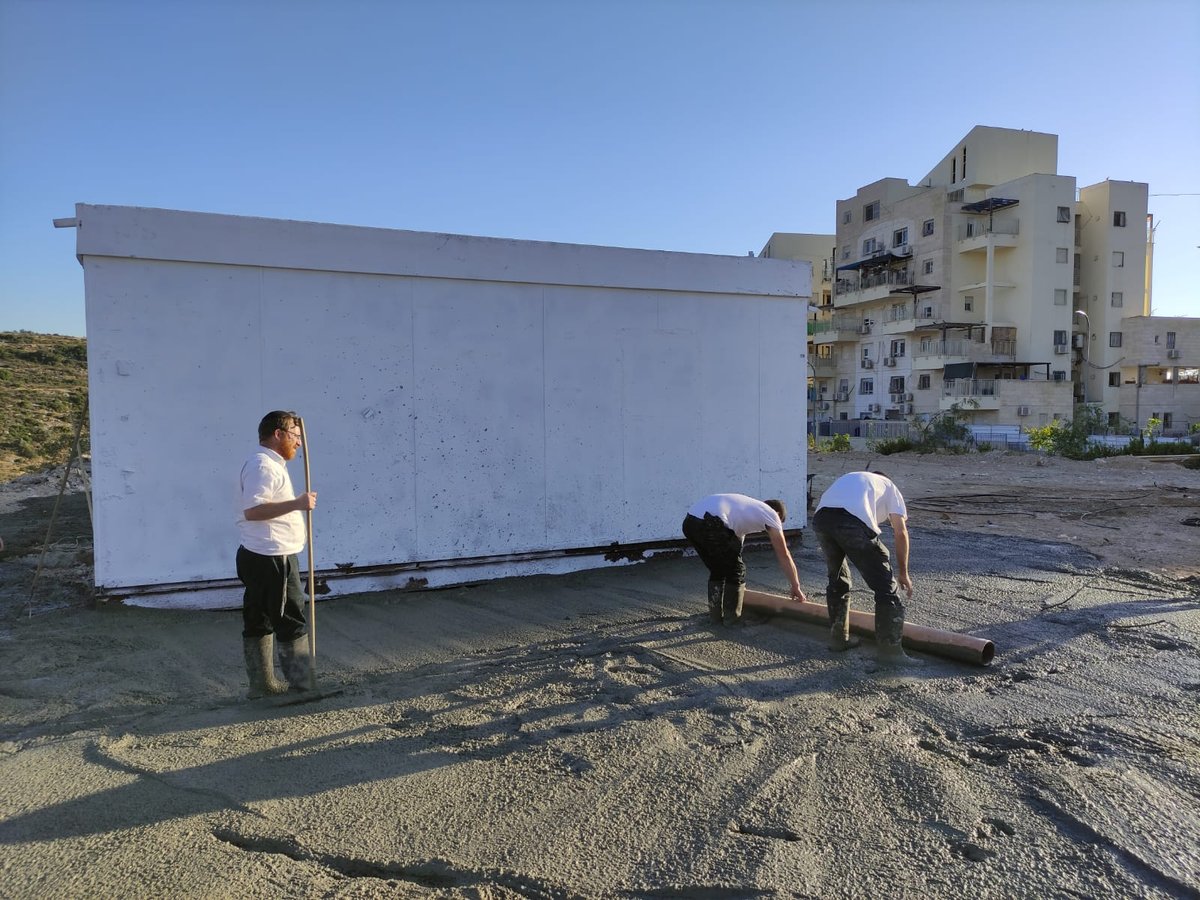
[236,410,318,697]
[812,470,918,666]
[683,493,807,626]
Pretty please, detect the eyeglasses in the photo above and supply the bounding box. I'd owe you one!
[279,428,302,441]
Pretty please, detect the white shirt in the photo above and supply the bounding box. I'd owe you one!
[687,493,783,542]
[815,471,907,535]
[237,446,306,556]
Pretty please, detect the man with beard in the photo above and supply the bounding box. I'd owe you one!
[236,410,318,697]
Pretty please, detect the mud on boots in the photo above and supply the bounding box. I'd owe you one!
[826,598,861,652]
[278,635,318,693]
[243,634,289,698]
[873,605,923,669]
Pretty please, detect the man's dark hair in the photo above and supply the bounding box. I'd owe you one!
[258,410,299,441]
[764,498,787,524]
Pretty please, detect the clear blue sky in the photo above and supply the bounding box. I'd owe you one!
[2,0,1197,337]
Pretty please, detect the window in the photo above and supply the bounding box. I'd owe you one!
[1113,211,1126,227]
[859,378,874,395]
[892,227,908,248]
[1056,247,1069,263]
[917,374,931,390]
[922,219,935,236]
[1113,251,1124,267]
[889,376,905,393]
[1057,206,1071,223]
[962,146,966,180]
[964,296,974,312]
[1054,289,1068,305]
[1109,332,1123,348]
[863,237,883,255]
[951,158,956,183]
[1111,291,1123,307]
[1053,330,1067,346]
[890,339,906,358]
[1167,331,1176,349]
[923,259,934,275]
[1108,412,1120,428]
[842,246,851,259]
[864,201,879,221]
[1053,370,1067,382]
[843,210,852,224]
[1108,373,1121,387]
[1164,413,1174,430]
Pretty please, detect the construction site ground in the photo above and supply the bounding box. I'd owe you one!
[1,449,1198,898]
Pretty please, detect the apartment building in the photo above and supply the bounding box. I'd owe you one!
[771,126,1187,434]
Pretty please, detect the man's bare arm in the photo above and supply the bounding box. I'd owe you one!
[244,492,317,521]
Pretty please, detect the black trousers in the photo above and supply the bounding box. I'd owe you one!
[810,507,904,621]
[236,545,308,641]
[682,513,745,592]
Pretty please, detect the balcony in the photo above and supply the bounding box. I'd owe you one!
[912,339,1017,365]
[811,353,839,375]
[834,266,917,308]
[941,378,1001,411]
[809,316,867,344]
[956,217,1019,252]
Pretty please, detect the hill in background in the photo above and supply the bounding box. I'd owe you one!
[0,331,88,483]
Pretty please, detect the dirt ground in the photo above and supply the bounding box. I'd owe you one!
[1,450,1198,898]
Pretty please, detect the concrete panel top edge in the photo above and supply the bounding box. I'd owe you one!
[73,203,812,298]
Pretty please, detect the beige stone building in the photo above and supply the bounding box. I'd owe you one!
[767,126,1195,439]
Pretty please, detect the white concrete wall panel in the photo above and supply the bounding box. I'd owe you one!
[75,205,809,605]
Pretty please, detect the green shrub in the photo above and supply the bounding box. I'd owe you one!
[868,436,918,455]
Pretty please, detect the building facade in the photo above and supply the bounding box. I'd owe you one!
[772,126,1194,437]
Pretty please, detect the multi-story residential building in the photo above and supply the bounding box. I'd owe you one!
[769,126,1191,435]
[758,232,836,427]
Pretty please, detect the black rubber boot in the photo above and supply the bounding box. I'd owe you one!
[243,635,289,699]
[707,581,724,624]
[723,583,745,627]
[278,636,317,692]
[875,607,923,668]
[827,599,861,652]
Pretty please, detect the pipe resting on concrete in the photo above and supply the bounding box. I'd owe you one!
[743,589,995,666]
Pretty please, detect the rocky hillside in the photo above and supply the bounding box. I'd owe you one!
[0,332,88,483]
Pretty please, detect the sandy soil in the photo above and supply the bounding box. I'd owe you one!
[1,451,1198,898]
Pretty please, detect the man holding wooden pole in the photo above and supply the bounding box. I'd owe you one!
[235,410,318,697]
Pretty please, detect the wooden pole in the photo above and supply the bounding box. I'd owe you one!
[297,416,316,683]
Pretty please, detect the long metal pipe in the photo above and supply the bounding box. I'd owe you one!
[743,589,995,666]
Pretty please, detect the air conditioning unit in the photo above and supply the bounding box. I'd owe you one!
[1072,334,1086,349]
[1054,344,1068,354]
[862,359,875,369]
[834,391,850,402]
[1168,349,1182,359]
[869,403,881,413]
[858,324,872,335]
[905,393,914,402]
[818,402,831,411]
[1017,405,1030,416]
[883,357,897,367]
